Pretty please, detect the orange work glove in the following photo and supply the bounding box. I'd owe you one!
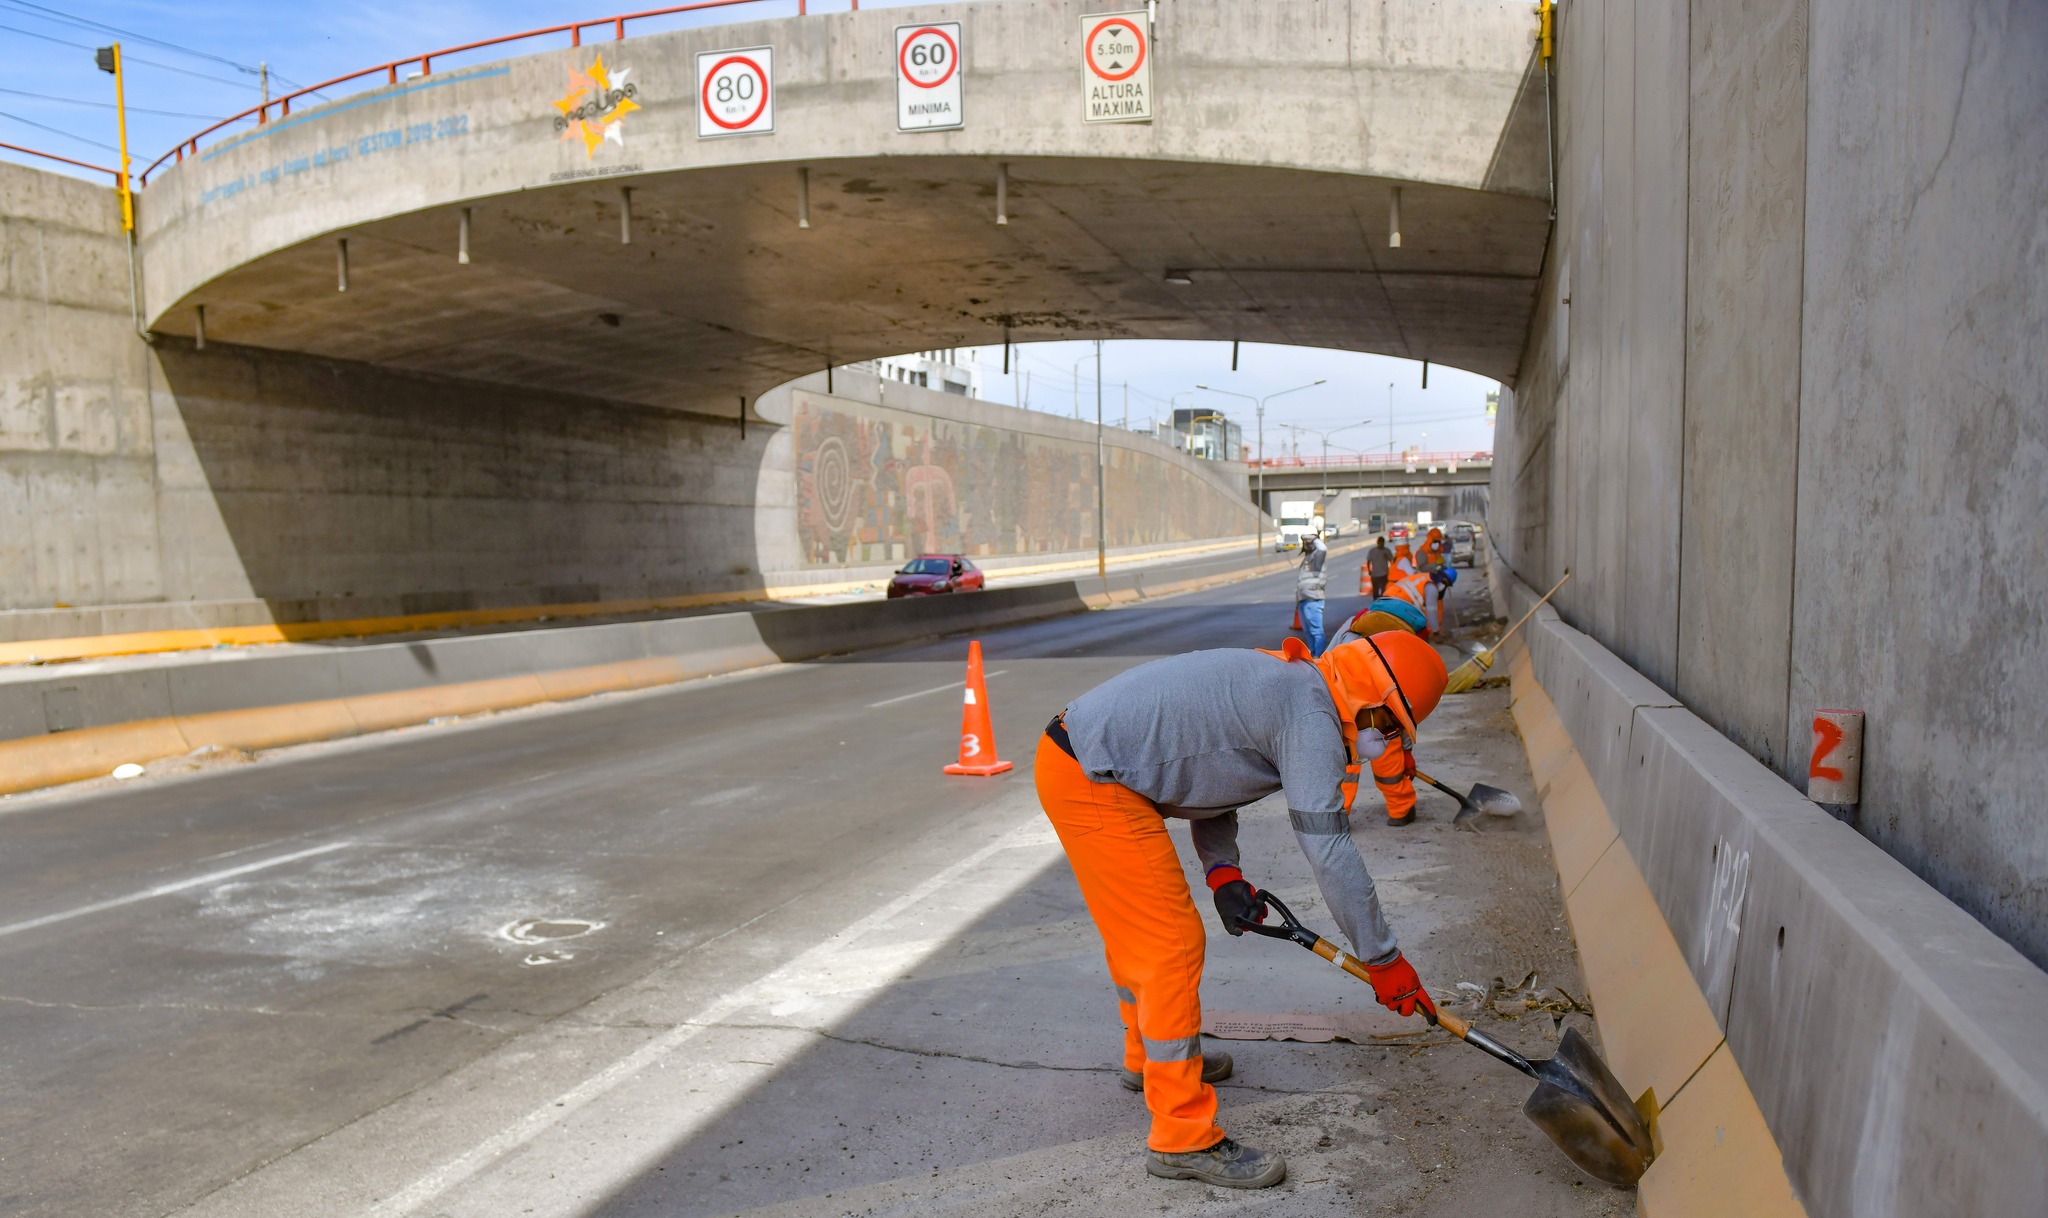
[1363,951,1437,1018]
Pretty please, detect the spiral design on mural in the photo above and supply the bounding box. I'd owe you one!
[814,435,852,535]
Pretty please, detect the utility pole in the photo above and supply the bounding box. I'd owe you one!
[260,61,270,107]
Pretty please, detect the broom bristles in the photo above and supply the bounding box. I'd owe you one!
[1443,648,1496,695]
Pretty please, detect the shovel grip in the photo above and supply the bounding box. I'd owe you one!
[1313,939,1465,1034]
[1308,938,1375,985]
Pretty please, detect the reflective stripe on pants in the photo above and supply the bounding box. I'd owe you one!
[1034,734,1224,1153]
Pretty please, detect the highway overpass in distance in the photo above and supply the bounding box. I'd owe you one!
[1248,451,1493,498]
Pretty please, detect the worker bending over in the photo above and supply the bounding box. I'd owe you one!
[1325,588,1453,827]
[1036,634,1447,1188]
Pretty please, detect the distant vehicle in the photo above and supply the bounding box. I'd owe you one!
[1275,500,1323,551]
[1388,522,1413,544]
[887,554,985,598]
[1450,521,1478,567]
[1366,512,1388,536]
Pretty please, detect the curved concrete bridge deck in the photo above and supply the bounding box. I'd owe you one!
[135,0,1549,417]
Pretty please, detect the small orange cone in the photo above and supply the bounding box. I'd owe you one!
[943,640,1013,776]
[1291,604,1303,631]
[1360,565,1371,595]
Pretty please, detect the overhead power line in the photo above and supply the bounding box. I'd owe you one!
[0,84,222,120]
[0,0,307,87]
[0,108,117,152]
[0,21,260,91]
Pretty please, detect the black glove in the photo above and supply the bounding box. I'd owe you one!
[1211,877,1267,936]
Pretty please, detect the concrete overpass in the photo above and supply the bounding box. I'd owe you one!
[134,0,1551,420]
[1248,451,1493,496]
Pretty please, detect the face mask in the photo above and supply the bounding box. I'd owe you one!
[1356,730,1388,762]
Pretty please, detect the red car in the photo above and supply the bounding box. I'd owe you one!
[887,554,985,598]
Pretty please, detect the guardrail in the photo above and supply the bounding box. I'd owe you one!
[2,141,119,181]
[1252,451,1491,469]
[139,0,858,185]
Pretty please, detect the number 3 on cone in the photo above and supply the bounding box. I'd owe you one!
[961,733,983,757]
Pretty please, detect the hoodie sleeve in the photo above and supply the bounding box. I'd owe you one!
[1278,713,1399,961]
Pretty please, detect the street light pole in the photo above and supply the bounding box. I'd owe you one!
[1095,338,1106,582]
[1197,378,1325,554]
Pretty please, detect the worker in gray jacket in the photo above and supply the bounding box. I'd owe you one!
[1295,533,1329,655]
[1036,632,1449,1189]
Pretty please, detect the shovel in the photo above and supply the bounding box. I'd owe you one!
[1236,891,1654,1187]
[1413,769,1523,831]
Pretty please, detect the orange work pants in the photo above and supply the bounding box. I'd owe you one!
[1371,739,1417,821]
[1034,733,1225,1153]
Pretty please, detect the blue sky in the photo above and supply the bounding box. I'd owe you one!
[0,0,1500,453]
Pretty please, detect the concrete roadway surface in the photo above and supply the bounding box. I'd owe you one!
[0,553,1628,1218]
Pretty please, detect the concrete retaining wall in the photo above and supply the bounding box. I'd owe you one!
[1487,0,2048,968]
[1492,552,2048,1217]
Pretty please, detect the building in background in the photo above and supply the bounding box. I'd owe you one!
[1155,408,1242,463]
[847,349,980,397]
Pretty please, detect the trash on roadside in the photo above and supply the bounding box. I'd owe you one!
[1203,1009,1423,1044]
[110,763,145,780]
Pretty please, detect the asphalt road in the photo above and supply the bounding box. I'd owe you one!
[0,553,1625,1218]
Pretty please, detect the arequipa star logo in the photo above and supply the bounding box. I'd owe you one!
[552,53,641,157]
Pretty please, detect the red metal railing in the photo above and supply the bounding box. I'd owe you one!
[138,0,857,185]
[2,140,119,180]
[1252,451,1491,469]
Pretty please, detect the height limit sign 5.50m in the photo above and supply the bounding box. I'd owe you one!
[897,23,963,131]
[1082,11,1151,123]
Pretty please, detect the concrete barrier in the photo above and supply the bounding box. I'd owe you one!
[0,544,1309,796]
[1488,550,2048,1216]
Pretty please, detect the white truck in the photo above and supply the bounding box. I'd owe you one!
[1276,500,1324,551]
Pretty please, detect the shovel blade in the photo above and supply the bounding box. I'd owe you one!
[1522,1027,1654,1187]
[1470,782,1523,818]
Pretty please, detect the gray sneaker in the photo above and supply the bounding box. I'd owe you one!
[1146,1136,1287,1189]
[1120,1051,1233,1092]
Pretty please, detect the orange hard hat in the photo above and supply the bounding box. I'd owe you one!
[1361,629,1447,738]
[1259,631,1447,753]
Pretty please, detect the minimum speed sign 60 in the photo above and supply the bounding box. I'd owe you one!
[1081,11,1152,123]
[896,23,963,132]
[697,46,774,138]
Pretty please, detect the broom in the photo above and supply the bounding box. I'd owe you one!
[1444,569,1571,694]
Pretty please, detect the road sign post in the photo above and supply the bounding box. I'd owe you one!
[1081,11,1152,123]
[697,47,774,138]
[896,23,963,131]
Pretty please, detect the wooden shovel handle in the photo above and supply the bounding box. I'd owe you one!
[1308,938,1466,1037]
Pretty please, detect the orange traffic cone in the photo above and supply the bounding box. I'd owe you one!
[1291,604,1303,631]
[943,640,1013,776]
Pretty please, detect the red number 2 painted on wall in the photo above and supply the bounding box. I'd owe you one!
[1809,717,1845,783]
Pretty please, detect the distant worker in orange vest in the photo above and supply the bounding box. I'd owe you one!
[1036,635,1448,1188]
[1417,527,1446,571]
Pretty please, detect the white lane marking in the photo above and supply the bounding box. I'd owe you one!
[864,669,1007,708]
[0,842,351,940]
[372,819,1046,1216]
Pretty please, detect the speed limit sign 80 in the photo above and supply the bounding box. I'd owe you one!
[896,23,963,131]
[697,46,774,138]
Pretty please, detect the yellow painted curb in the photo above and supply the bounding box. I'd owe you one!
[1505,642,1806,1216]
[0,536,1265,668]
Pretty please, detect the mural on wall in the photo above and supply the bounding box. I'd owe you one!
[794,392,1253,567]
